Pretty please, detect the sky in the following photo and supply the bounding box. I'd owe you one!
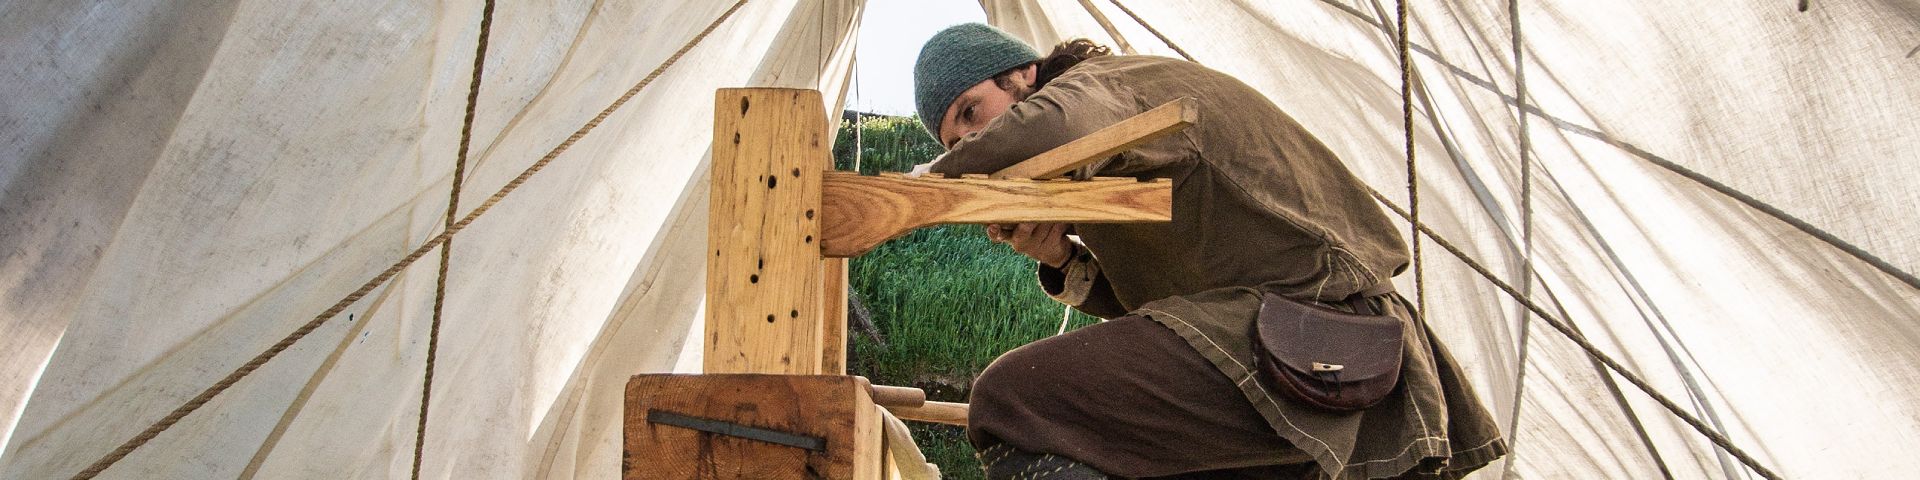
[846,0,987,116]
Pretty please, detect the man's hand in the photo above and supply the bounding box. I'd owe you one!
[986,223,1074,268]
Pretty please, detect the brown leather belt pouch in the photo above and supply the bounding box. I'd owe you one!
[1251,289,1405,412]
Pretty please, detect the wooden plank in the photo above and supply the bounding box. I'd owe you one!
[990,97,1196,180]
[624,374,879,479]
[853,403,882,480]
[819,173,1172,257]
[885,401,969,427]
[706,88,828,374]
[821,258,848,375]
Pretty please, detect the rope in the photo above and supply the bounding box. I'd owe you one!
[67,2,749,477]
[1396,0,1426,318]
[1547,162,1739,479]
[1495,20,1691,474]
[1499,0,1536,474]
[412,0,495,478]
[1313,0,1916,295]
[1634,145,1919,293]
[1076,0,1138,55]
[1106,0,1195,62]
[1365,188,1784,480]
[1108,6,1785,479]
[1511,0,1531,383]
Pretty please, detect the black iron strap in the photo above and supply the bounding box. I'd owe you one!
[645,409,827,452]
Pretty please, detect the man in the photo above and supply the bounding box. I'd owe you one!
[911,23,1506,479]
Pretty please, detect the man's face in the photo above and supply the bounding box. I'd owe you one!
[938,64,1037,149]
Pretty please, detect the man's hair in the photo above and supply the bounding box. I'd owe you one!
[992,39,1112,93]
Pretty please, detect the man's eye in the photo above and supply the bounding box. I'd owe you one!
[963,106,975,121]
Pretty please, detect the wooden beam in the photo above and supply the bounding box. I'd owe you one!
[851,376,884,480]
[855,402,882,480]
[706,88,828,374]
[885,401,969,427]
[819,174,1172,257]
[625,374,880,479]
[990,97,1196,180]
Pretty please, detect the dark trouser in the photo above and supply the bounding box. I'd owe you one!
[968,316,1314,479]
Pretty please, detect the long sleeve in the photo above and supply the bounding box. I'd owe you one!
[1036,244,1129,319]
[927,71,1139,176]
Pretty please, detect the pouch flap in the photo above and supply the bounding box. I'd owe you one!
[1254,292,1403,381]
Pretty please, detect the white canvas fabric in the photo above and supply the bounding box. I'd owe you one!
[1,0,860,478]
[2,0,1916,479]
[984,1,1920,478]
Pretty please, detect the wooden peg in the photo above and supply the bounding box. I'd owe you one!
[885,401,970,427]
[867,384,927,409]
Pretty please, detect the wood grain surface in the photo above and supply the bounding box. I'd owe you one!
[624,374,879,479]
[819,173,1173,257]
[821,258,848,375]
[885,401,970,427]
[991,97,1196,180]
[706,88,828,374]
[866,384,926,408]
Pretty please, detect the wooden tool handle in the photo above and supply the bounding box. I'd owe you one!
[818,174,1172,257]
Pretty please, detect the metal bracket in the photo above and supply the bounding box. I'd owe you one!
[645,409,826,452]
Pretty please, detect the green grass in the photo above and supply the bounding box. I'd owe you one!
[832,115,1102,478]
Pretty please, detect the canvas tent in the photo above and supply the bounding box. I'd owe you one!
[2,0,1916,478]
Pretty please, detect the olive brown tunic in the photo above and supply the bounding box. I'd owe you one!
[928,55,1506,479]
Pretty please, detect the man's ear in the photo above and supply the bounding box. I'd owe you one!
[1019,63,1039,87]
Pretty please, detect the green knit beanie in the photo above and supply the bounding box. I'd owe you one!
[914,23,1040,142]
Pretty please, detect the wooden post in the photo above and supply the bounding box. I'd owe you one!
[632,87,1190,478]
[706,88,830,375]
[821,258,848,374]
